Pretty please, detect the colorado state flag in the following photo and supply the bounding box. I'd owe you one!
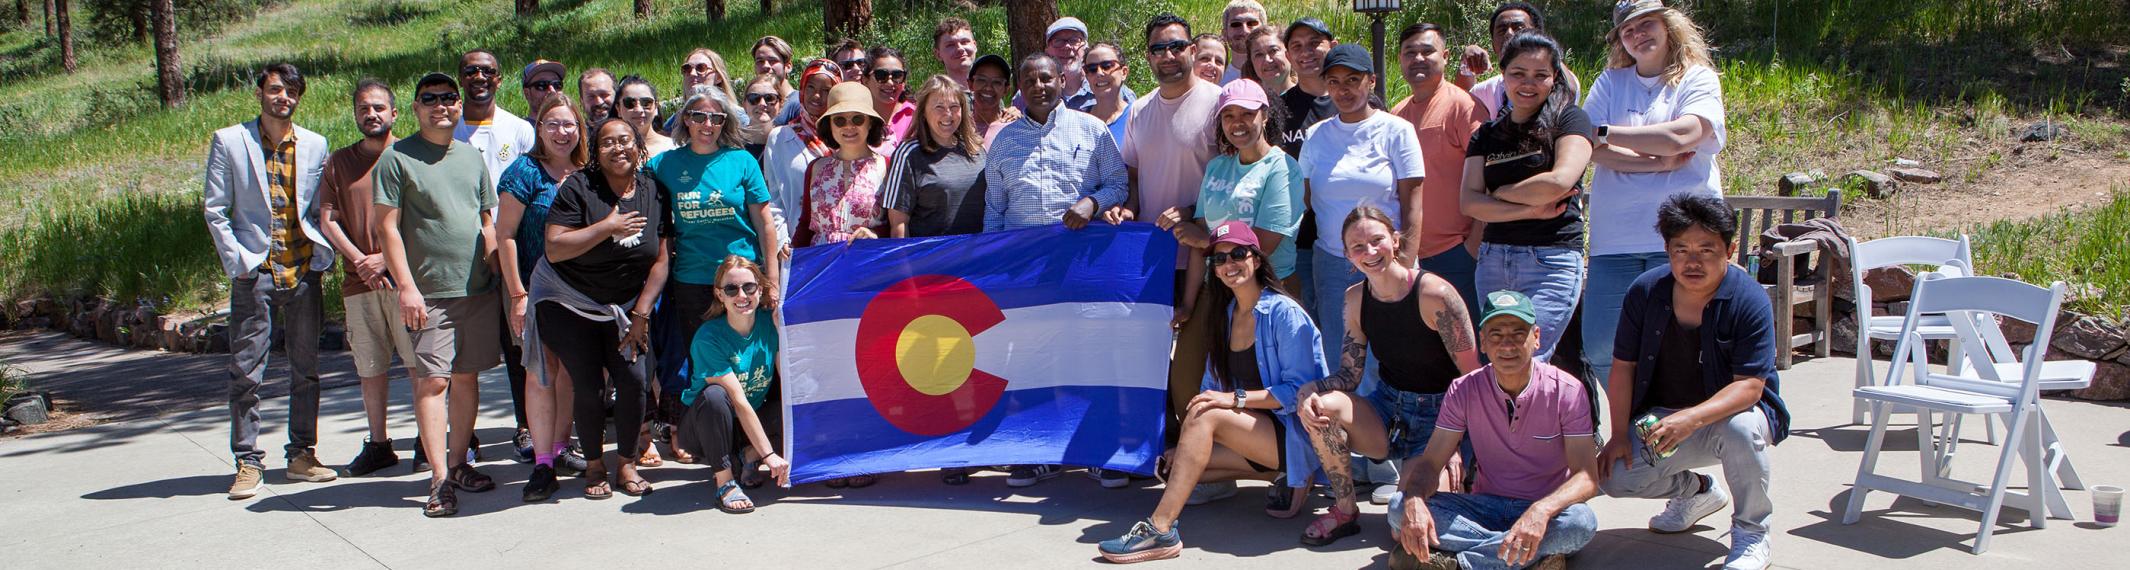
[780,224,1177,485]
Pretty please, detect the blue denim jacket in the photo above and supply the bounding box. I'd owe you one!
[1200,291,1332,486]
[1612,264,1791,445]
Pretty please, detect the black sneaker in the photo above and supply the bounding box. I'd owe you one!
[345,438,400,477]
[523,464,559,503]
[411,444,430,474]
[556,442,589,477]
[512,429,534,464]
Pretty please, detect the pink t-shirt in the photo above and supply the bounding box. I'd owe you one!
[1438,361,1595,502]
[1122,81,1222,268]
[1391,87,1490,259]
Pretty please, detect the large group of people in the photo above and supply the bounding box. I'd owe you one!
[202,1,1786,568]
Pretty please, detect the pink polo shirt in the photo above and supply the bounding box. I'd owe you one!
[1438,361,1595,502]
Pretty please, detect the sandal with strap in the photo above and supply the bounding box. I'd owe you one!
[1299,504,1361,546]
[584,470,613,500]
[448,464,495,493]
[423,482,458,518]
[619,476,655,497]
[637,445,665,468]
[716,479,756,514]
[738,451,768,489]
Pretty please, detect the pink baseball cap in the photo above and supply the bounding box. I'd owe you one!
[1218,79,1270,112]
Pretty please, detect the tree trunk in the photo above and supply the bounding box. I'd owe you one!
[633,0,649,19]
[17,0,30,28]
[151,0,181,107]
[515,0,536,17]
[42,0,52,36]
[125,0,146,41]
[759,0,772,16]
[705,0,724,21]
[1004,0,1058,65]
[824,0,871,43]
[55,0,73,73]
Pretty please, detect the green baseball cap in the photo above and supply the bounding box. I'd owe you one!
[1480,290,1538,327]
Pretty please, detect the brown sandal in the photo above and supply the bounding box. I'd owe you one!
[620,477,654,496]
[584,468,613,500]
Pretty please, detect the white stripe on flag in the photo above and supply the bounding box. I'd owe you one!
[781,301,1175,405]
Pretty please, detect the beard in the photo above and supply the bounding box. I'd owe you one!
[359,120,395,138]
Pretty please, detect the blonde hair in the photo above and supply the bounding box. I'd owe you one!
[685,48,746,112]
[911,75,984,155]
[703,255,778,319]
[1604,7,1714,86]
[1223,0,1267,22]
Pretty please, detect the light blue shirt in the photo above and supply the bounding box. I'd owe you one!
[1197,152,1305,278]
[1199,291,1329,488]
[981,108,1128,232]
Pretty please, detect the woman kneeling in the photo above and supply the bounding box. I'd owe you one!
[678,255,791,513]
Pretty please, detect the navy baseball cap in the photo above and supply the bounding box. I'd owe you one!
[1323,43,1372,74]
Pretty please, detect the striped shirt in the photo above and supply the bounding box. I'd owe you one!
[260,130,312,290]
[981,108,1128,232]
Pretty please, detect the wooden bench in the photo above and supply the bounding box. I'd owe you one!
[1729,191,1843,370]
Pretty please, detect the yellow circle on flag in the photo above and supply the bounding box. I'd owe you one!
[896,315,976,396]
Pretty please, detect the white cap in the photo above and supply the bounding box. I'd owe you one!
[1045,17,1089,40]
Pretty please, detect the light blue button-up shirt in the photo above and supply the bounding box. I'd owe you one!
[1199,291,1330,489]
[982,107,1129,232]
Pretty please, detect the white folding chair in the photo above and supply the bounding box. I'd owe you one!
[1848,235,1974,425]
[1842,276,2073,554]
[1931,307,2091,497]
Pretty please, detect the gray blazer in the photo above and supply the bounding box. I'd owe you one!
[201,118,336,280]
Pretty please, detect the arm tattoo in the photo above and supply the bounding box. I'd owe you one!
[1436,300,1475,355]
[1314,423,1357,501]
[1317,331,1368,393]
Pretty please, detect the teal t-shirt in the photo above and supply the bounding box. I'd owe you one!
[649,146,771,285]
[1196,152,1304,278]
[685,317,778,409]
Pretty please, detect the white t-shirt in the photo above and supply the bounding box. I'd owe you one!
[1469,75,1506,119]
[453,107,535,218]
[1584,65,1727,257]
[1298,111,1426,258]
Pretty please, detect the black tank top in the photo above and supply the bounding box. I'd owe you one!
[1227,343,1266,391]
[1360,275,1463,395]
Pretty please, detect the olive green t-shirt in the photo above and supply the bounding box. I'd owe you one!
[371,136,498,299]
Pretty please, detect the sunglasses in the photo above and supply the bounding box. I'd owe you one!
[720,282,761,296]
[1148,40,1193,56]
[417,91,462,107]
[461,65,498,78]
[840,58,869,70]
[525,79,563,91]
[1228,19,1260,29]
[620,96,658,110]
[869,69,908,83]
[744,93,781,105]
[681,63,714,75]
[829,114,871,128]
[1206,248,1256,266]
[1082,60,1120,74]
[684,110,729,125]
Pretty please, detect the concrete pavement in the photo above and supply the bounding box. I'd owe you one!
[1,334,2126,569]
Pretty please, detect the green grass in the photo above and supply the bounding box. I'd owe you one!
[0,0,2125,312]
[1960,186,2130,318]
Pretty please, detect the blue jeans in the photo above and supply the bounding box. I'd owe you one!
[1475,244,1584,361]
[1583,252,1668,388]
[1389,492,1597,570]
[1422,245,1482,322]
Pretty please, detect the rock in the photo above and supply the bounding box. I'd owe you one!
[1998,315,2038,346]
[1892,158,1921,167]
[205,323,231,354]
[1861,266,1917,303]
[1845,170,1900,199]
[1831,313,1860,354]
[2019,121,2069,142]
[2068,361,2130,401]
[3,394,49,426]
[1778,172,1815,196]
[1888,167,1943,184]
[2050,314,2127,360]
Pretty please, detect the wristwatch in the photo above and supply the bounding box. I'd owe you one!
[1233,388,1248,410]
[1594,124,1610,145]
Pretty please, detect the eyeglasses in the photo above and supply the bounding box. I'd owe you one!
[684,110,729,125]
[744,93,781,105]
[1148,40,1193,56]
[620,96,658,110]
[840,58,869,71]
[829,115,870,128]
[525,79,563,92]
[539,120,579,131]
[417,91,462,107]
[1206,248,1256,266]
[1082,60,1120,74]
[720,282,761,296]
[681,63,714,75]
[597,136,637,150]
[869,69,908,83]
[461,65,498,78]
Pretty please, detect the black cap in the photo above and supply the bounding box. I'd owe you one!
[1284,17,1335,43]
[416,71,459,92]
[1323,43,1372,74]
[972,54,1013,81]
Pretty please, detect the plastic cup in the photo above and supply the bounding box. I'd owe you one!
[2095,485,2124,527]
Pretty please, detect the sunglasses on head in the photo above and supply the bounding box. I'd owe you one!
[461,65,498,78]
[720,282,761,296]
[1206,248,1256,266]
[525,79,563,91]
[1148,40,1193,56]
[417,91,461,107]
[684,110,729,125]
[681,63,714,75]
[620,96,658,110]
[1083,60,1120,74]
[869,69,907,83]
[829,114,870,128]
[744,93,781,105]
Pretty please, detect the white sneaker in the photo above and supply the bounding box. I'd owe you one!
[1649,475,1729,533]
[1723,529,1770,570]
[1185,481,1239,505]
[1371,483,1398,505]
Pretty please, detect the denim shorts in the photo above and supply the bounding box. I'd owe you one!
[1363,388,1446,461]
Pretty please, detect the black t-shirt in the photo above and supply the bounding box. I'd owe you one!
[546,170,670,305]
[1642,314,1711,414]
[1466,104,1592,248]
[1279,86,1337,249]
